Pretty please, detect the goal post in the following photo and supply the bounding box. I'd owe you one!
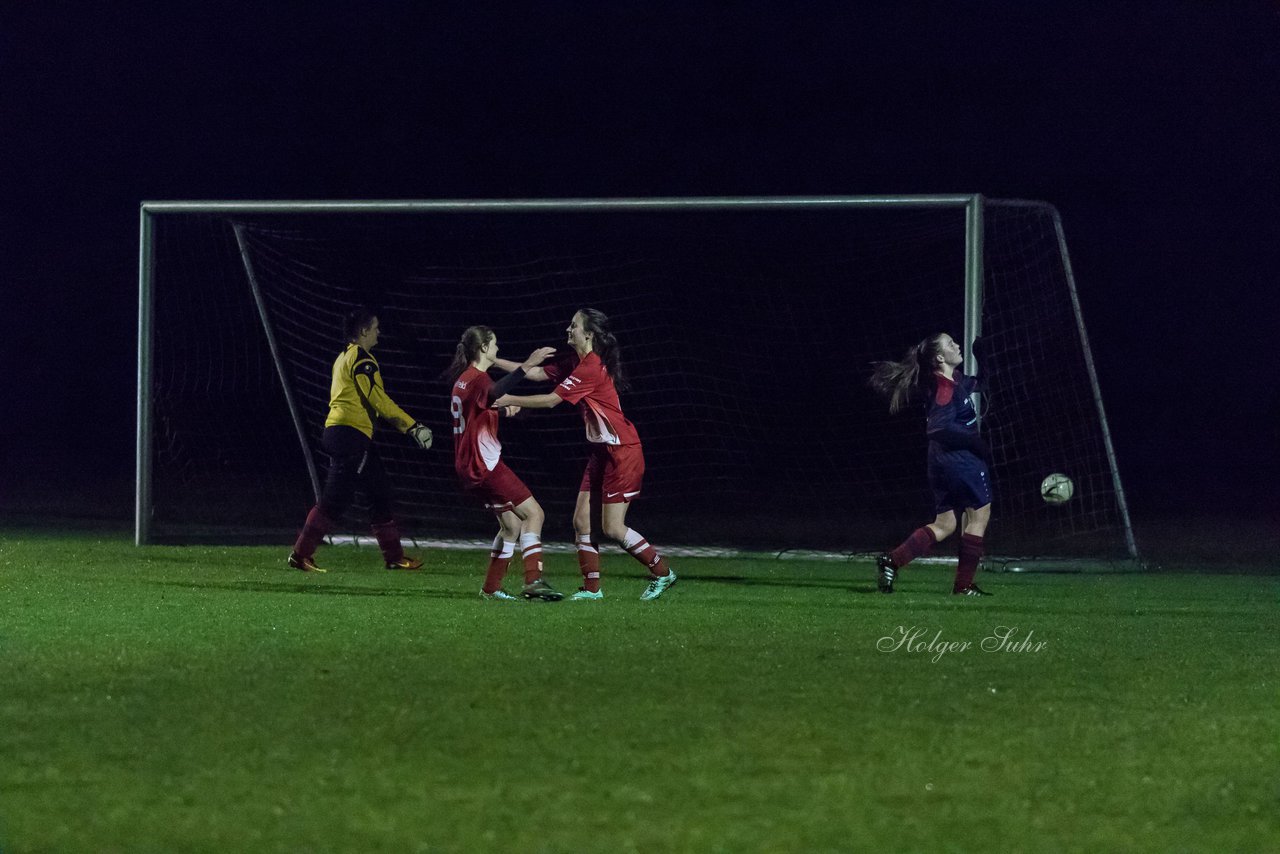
[136,195,1137,563]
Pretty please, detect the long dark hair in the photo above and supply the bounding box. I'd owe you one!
[869,334,945,414]
[578,308,627,391]
[444,325,494,383]
[342,307,379,343]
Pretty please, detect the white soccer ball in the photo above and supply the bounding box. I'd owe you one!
[1040,472,1074,505]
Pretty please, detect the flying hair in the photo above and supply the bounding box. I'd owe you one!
[869,334,945,414]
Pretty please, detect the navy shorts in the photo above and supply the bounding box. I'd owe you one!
[927,448,992,515]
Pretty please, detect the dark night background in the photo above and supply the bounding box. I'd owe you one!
[3,2,1278,546]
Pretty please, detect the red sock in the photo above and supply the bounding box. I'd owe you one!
[370,519,405,563]
[888,526,937,570]
[576,534,601,592]
[622,528,670,577]
[293,506,332,558]
[519,533,544,585]
[484,536,515,594]
[954,533,984,592]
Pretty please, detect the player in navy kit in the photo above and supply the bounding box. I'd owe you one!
[446,326,564,601]
[493,309,677,602]
[869,332,993,596]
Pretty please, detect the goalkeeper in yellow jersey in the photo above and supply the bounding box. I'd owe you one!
[288,308,435,572]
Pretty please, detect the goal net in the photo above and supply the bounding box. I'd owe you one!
[137,197,1136,562]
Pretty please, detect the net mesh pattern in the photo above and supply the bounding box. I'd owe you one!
[145,202,1130,557]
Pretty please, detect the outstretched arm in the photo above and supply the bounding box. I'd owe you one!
[494,357,548,381]
[493,391,563,410]
[494,346,557,382]
[493,357,524,373]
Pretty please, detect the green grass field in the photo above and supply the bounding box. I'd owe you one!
[2,527,1277,852]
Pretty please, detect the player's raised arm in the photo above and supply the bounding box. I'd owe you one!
[492,357,523,373]
[493,346,557,382]
[492,390,563,410]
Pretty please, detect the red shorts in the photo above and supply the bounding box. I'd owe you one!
[578,443,645,504]
[461,461,533,515]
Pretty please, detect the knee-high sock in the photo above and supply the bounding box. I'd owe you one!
[576,534,601,592]
[888,526,937,570]
[519,532,544,585]
[370,519,405,563]
[954,533,984,592]
[621,528,670,578]
[484,535,516,593]
[293,506,333,558]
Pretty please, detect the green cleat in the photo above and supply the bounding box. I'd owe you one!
[569,588,604,601]
[640,569,677,601]
[480,589,521,601]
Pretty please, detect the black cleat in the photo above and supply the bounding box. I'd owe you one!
[521,578,565,602]
[954,584,992,597]
[876,554,897,593]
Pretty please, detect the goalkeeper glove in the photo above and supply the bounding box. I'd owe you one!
[408,422,433,450]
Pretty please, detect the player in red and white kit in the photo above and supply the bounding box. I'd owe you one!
[446,326,564,601]
[493,308,677,601]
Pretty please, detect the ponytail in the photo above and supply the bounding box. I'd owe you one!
[443,325,494,384]
[869,334,943,414]
[577,308,628,391]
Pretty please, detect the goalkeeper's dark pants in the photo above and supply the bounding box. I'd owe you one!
[318,425,394,523]
[291,425,405,562]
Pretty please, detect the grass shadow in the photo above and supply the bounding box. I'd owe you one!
[693,573,878,593]
[144,579,475,600]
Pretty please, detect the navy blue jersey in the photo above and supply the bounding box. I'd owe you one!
[924,373,992,512]
[925,373,980,452]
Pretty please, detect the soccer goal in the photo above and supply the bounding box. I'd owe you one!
[136,196,1137,563]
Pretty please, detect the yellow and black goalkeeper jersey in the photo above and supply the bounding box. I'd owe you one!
[324,344,416,438]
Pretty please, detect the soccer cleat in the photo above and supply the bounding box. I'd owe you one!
[386,555,424,571]
[876,554,896,593]
[954,584,992,597]
[569,588,604,601]
[639,569,678,601]
[480,589,521,601]
[288,552,326,573]
[521,578,565,602]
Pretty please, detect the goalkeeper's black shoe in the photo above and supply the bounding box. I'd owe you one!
[876,554,897,593]
[288,552,326,573]
[954,584,992,597]
[386,555,424,571]
[521,578,565,602]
